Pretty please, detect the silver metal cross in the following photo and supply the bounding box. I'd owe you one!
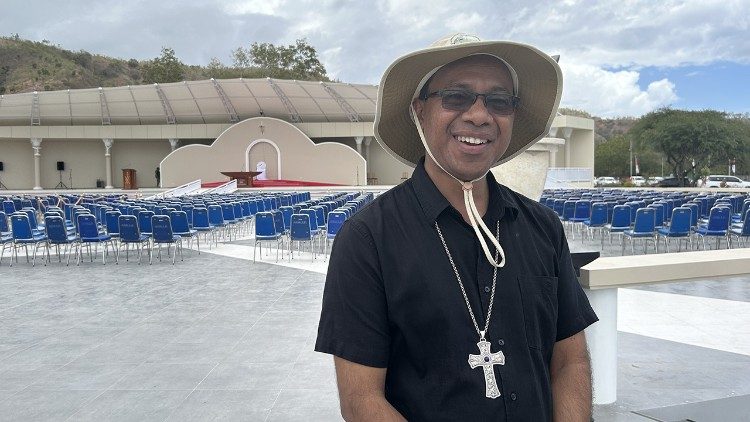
[468,339,505,399]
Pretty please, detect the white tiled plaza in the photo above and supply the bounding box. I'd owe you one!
[2,229,750,421]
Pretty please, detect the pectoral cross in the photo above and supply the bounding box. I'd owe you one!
[468,339,505,399]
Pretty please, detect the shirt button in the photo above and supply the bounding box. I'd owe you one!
[497,339,505,346]
[510,392,517,401]
[484,286,491,293]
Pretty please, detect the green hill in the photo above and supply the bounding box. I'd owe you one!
[0,36,143,94]
[0,35,330,95]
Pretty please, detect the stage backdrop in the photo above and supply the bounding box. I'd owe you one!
[160,117,366,187]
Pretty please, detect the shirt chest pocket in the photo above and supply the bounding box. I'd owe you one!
[517,275,558,351]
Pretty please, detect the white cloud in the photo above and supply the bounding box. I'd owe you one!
[0,0,746,116]
[445,12,486,34]
[223,0,285,16]
[560,63,678,117]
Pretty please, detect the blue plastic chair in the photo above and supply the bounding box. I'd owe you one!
[208,205,228,241]
[105,210,122,239]
[221,203,239,239]
[312,206,327,231]
[9,213,47,266]
[2,200,15,215]
[118,215,150,264]
[151,215,182,265]
[77,214,118,265]
[137,210,155,238]
[582,203,608,245]
[254,212,283,262]
[192,207,216,248]
[693,206,731,250]
[279,206,294,235]
[622,207,657,255]
[605,205,631,244]
[729,211,750,248]
[300,209,321,241]
[0,211,10,237]
[656,207,692,252]
[289,213,316,261]
[685,203,700,228]
[647,203,665,228]
[44,215,79,265]
[325,211,347,256]
[170,211,199,254]
[1,212,15,265]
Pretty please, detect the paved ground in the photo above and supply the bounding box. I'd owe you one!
[0,229,749,421]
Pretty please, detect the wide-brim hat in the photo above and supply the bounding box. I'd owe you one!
[374,34,562,168]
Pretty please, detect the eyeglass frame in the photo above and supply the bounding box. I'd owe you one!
[420,88,520,116]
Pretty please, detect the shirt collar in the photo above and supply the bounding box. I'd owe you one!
[410,156,519,223]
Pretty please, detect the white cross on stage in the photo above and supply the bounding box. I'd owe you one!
[468,339,505,399]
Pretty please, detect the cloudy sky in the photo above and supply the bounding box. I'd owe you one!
[3,0,749,117]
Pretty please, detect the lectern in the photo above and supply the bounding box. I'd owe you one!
[122,168,137,189]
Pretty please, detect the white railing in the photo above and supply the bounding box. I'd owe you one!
[204,179,238,194]
[544,167,592,189]
[580,249,750,404]
[146,179,202,200]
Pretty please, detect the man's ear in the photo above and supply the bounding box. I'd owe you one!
[411,98,424,123]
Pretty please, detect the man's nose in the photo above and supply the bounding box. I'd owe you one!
[461,97,493,126]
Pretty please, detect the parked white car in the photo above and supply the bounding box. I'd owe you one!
[704,175,750,188]
[595,176,618,186]
[629,176,647,186]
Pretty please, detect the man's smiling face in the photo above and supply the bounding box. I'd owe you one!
[412,55,515,182]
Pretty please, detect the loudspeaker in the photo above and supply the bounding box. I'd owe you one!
[57,161,65,171]
[0,161,3,171]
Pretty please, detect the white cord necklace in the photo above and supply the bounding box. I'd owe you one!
[435,220,505,399]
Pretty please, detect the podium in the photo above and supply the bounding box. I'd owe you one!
[221,171,261,187]
[122,169,137,189]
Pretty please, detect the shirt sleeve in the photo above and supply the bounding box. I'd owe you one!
[554,218,599,341]
[314,218,390,368]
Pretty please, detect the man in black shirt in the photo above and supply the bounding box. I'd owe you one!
[316,33,598,421]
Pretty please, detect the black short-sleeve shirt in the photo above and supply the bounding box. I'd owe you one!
[315,157,598,421]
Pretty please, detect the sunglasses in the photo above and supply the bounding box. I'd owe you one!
[422,89,520,116]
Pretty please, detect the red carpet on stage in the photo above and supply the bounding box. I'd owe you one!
[202,179,343,188]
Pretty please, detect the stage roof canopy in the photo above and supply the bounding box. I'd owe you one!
[0,78,378,126]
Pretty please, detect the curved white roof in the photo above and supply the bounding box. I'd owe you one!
[0,78,378,126]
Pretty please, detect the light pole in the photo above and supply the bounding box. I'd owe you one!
[629,138,633,177]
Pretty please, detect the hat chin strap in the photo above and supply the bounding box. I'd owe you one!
[411,106,506,268]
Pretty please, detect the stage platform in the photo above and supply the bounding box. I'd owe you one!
[0,233,749,421]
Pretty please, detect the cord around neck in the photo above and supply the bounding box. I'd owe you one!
[410,105,506,268]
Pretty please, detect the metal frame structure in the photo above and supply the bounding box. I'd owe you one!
[31,91,40,125]
[211,78,240,123]
[267,78,302,123]
[98,87,111,125]
[0,78,378,126]
[153,83,177,124]
[321,82,360,122]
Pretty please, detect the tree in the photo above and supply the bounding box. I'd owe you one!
[247,38,328,80]
[629,108,750,186]
[206,57,226,78]
[595,135,630,178]
[231,47,250,69]
[142,47,185,84]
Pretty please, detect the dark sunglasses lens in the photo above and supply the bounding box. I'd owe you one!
[485,95,516,115]
[441,90,475,110]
